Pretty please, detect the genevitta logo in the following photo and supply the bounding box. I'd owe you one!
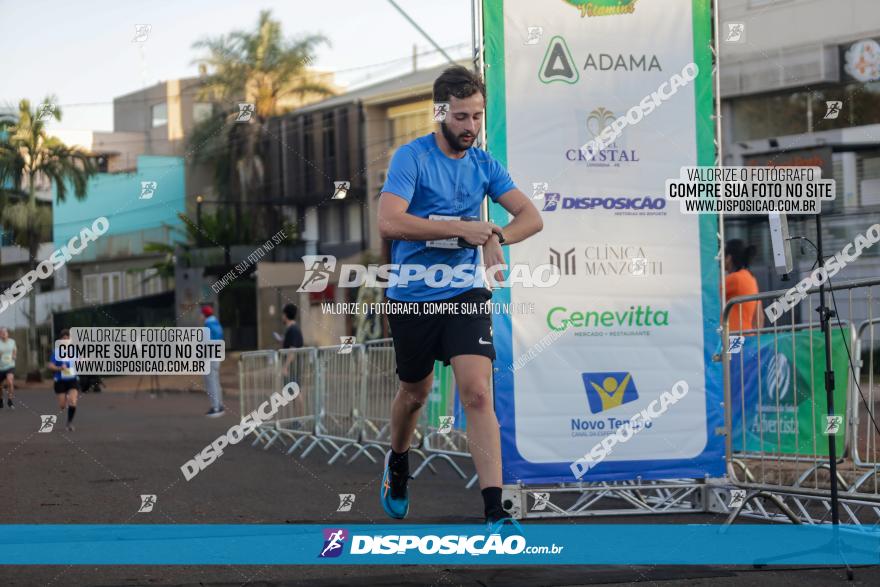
[540,193,666,216]
[547,304,670,338]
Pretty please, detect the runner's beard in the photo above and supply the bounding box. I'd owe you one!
[441,122,476,153]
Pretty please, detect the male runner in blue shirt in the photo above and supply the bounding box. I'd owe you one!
[377,65,543,528]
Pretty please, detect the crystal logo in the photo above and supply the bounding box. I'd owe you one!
[574,107,640,166]
[587,107,616,139]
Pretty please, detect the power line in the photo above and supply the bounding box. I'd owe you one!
[6,42,470,111]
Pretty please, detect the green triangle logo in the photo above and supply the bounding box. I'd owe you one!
[539,36,579,84]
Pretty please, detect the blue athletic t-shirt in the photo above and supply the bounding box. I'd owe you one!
[49,350,77,381]
[381,132,517,302]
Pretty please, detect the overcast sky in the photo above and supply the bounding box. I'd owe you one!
[2,0,473,131]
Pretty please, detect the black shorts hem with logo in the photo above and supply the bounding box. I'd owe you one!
[54,379,80,394]
[387,288,496,383]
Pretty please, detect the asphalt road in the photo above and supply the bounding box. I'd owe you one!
[1,385,877,586]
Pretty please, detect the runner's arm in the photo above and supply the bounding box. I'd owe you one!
[378,192,499,243]
[487,188,543,245]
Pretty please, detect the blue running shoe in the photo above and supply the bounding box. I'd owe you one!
[486,512,523,535]
[380,450,409,519]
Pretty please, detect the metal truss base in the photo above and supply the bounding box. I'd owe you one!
[503,479,706,520]
[707,484,880,527]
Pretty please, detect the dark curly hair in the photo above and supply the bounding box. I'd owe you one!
[433,65,486,103]
[726,239,756,271]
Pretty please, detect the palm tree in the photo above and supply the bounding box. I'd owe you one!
[0,98,97,371]
[190,9,335,229]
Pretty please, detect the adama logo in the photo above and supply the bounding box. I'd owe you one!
[539,34,659,84]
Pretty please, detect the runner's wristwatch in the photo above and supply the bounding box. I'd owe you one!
[492,228,506,245]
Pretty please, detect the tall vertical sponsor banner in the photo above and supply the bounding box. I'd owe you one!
[483,0,723,483]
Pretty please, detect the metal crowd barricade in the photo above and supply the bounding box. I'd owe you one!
[722,276,880,524]
[274,347,318,455]
[237,340,477,480]
[301,343,374,464]
[238,350,280,447]
[348,338,438,468]
[356,338,398,454]
[412,361,472,486]
[852,316,879,493]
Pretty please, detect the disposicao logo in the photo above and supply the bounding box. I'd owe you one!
[582,372,639,413]
[319,528,348,558]
[540,193,666,213]
[543,192,561,211]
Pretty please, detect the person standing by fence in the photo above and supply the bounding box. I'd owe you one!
[0,327,17,409]
[281,303,305,422]
[724,239,763,332]
[281,303,304,350]
[201,305,225,417]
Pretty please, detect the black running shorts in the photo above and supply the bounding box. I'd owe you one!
[387,287,496,383]
[54,379,80,394]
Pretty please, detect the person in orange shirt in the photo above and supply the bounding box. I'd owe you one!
[724,239,763,333]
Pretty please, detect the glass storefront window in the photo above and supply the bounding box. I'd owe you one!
[811,81,880,132]
[731,92,809,141]
[731,82,880,141]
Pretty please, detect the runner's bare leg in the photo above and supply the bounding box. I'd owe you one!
[390,371,433,452]
[449,354,501,488]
